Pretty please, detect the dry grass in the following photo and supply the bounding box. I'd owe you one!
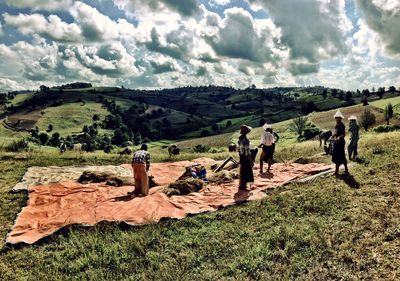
[0,131,399,280]
[310,104,400,130]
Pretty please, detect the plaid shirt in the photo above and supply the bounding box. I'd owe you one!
[132,150,150,165]
[349,122,359,141]
[238,135,251,157]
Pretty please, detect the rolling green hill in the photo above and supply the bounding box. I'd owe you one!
[1,84,398,150]
[370,96,400,113]
[35,102,111,137]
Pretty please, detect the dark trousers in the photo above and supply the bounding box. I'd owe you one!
[348,139,358,159]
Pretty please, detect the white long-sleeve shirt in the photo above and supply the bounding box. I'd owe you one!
[260,131,275,146]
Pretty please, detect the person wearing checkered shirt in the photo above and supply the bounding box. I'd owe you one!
[131,144,151,196]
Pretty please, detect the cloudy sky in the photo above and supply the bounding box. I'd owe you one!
[0,0,399,91]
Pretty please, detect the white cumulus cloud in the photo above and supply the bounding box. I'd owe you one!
[4,0,73,11]
[357,0,400,56]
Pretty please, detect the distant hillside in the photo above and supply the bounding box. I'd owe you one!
[1,83,398,148]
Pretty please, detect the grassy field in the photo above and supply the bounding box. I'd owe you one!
[182,115,260,138]
[9,93,35,107]
[35,102,111,136]
[1,93,400,279]
[176,102,400,154]
[370,96,400,113]
[310,104,399,130]
[0,130,399,279]
[0,124,26,146]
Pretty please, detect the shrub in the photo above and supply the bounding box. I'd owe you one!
[193,144,210,153]
[289,116,309,138]
[384,103,394,125]
[6,139,29,152]
[48,132,61,147]
[38,132,50,145]
[361,96,368,106]
[373,124,400,133]
[211,124,219,132]
[200,129,210,137]
[303,123,320,140]
[112,128,130,146]
[103,145,113,153]
[92,114,100,122]
[51,100,63,107]
[360,109,376,131]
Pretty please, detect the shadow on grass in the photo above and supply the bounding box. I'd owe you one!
[338,173,360,189]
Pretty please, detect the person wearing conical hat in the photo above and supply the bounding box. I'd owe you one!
[238,125,254,190]
[332,109,349,176]
[348,115,359,160]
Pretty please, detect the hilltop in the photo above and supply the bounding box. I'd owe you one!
[3,83,398,150]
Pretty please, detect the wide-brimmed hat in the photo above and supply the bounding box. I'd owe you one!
[348,115,357,121]
[240,125,252,134]
[334,109,344,119]
[262,123,272,130]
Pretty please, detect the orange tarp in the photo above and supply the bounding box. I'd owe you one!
[7,160,331,245]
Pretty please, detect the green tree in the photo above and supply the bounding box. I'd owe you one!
[362,89,370,97]
[360,109,376,131]
[226,120,232,127]
[345,91,353,101]
[322,89,328,99]
[211,124,219,132]
[112,128,130,146]
[49,132,60,147]
[38,132,50,145]
[377,87,385,99]
[92,114,100,122]
[384,103,394,125]
[289,116,308,138]
[361,95,369,106]
[200,129,210,137]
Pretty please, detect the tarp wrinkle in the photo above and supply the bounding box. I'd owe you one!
[6,159,331,245]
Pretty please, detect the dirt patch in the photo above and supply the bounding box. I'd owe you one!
[8,109,43,130]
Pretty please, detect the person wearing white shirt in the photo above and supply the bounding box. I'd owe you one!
[259,124,275,173]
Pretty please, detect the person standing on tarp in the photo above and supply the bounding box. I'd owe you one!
[332,110,349,176]
[131,144,151,196]
[259,123,275,174]
[348,115,359,160]
[238,125,254,190]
